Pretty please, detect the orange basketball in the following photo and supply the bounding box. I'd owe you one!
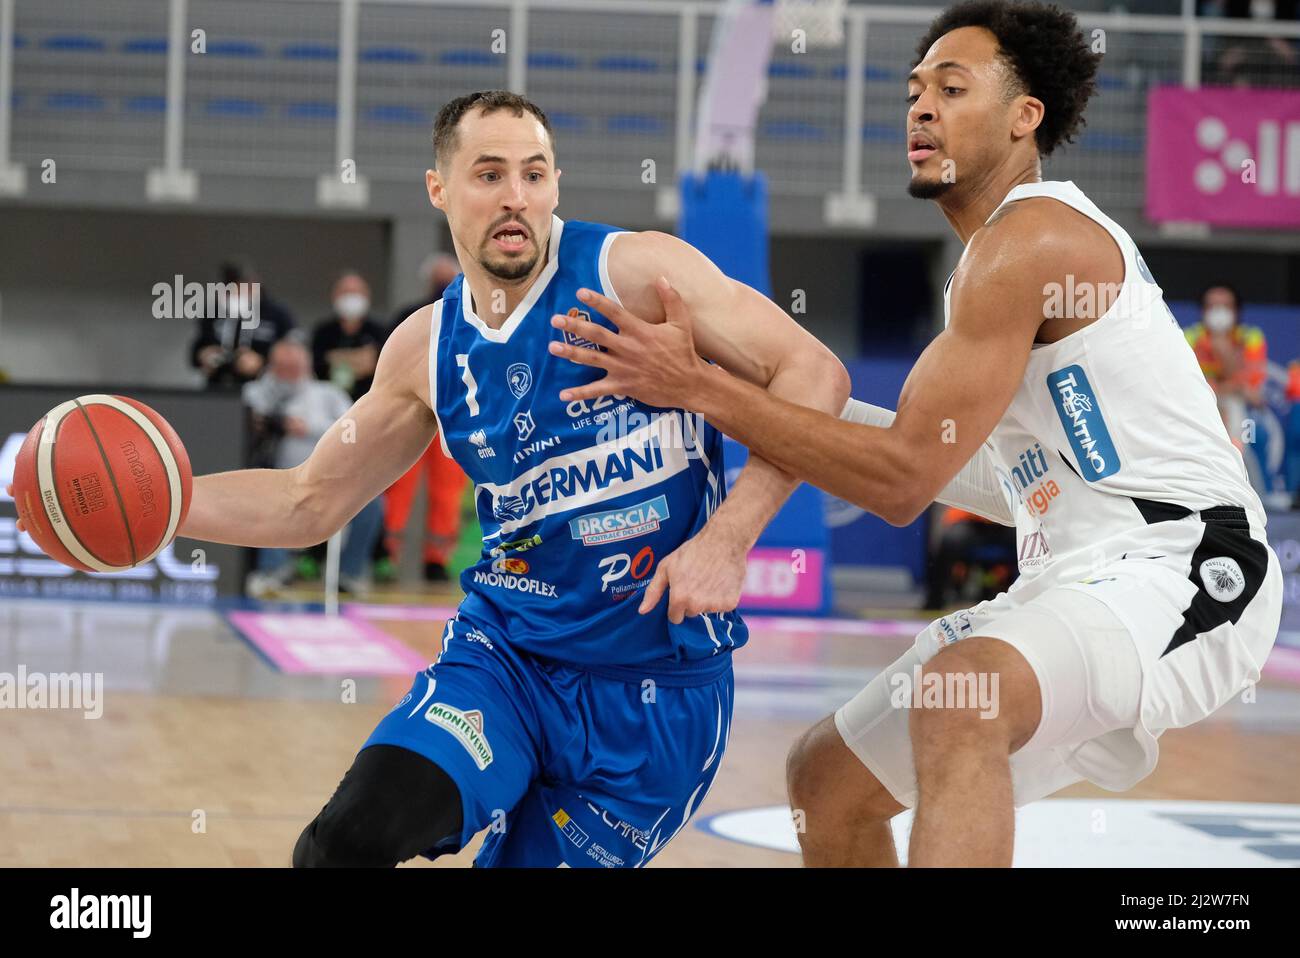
[11,395,193,573]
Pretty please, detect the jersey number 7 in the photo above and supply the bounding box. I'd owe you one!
[456,353,480,417]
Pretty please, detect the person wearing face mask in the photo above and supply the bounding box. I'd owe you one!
[1186,283,1268,444]
[310,270,388,401]
[191,259,297,389]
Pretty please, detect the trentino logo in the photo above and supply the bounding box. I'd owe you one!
[1047,365,1120,481]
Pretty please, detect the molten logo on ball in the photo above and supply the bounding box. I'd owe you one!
[120,440,157,520]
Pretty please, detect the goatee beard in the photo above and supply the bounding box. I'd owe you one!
[482,253,540,281]
[907,176,954,199]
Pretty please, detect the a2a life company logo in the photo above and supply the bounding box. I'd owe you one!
[1047,365,1120,482]
[569,495,670,546]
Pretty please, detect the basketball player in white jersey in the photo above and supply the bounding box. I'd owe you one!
[547,0,1284,866]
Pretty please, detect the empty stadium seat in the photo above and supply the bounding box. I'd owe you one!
[360,46,423,63]
[281,43,337,61]
[122,38,167,55]
[205,40,264,58]
[43,35,106,53]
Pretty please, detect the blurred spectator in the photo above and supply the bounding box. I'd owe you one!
[1185,284,1279,498]
[376,253,468,584]
[242,337,382,597]
[311,270,386,401]
[191,259,296,389]
[1186,284,1267,436]
[387,253,461,340]
[1201,0,1300,88]
[1287,360,1300,504]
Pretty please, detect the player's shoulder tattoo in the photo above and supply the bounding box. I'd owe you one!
[984,202,1019,228]
[984,195,1058,231]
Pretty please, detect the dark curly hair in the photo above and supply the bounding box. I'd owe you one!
[914,1,1101,157]
[432,91,555,169]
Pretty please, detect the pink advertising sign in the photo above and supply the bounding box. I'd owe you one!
[227,610,431,675]
[739,546,825,611]
[1146,86,1300,228]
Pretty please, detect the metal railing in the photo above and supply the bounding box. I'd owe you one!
[0,0,1297,220]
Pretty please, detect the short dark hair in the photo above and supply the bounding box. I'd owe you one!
[914,0,1102,157]
[432,91,555,169]
[219,258,257,284]
[1201,282,1243,311]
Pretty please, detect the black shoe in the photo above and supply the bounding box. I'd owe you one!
[423,562,450,582]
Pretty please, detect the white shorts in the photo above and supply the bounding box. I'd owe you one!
[835,516,1283,808]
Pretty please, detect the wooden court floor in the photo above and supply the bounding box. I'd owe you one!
[1,598,1297,867]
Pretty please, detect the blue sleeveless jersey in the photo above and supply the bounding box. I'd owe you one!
[427,216,748,678]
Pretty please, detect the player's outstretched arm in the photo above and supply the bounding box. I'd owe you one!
[584,231,849,620]
[179,308,439,548]
[600,231,850,534]
[840,398,1014,525]
[554,210,1054,526]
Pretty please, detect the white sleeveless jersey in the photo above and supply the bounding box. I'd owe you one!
[946,180,1266,584]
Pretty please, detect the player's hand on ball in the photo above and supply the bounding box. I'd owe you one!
[638,523,748,624]
[550,277,708,409]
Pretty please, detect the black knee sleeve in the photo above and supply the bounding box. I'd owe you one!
[293,744,464,867]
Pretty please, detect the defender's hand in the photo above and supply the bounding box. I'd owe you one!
[549,277,710,410]
[638,523,749,624]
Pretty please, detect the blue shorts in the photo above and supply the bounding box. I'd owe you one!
[363,615,735,867]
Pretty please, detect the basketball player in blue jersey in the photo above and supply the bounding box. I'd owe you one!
[172,90,849,866]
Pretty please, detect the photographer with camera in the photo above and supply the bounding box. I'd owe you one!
[191,259,297,389]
